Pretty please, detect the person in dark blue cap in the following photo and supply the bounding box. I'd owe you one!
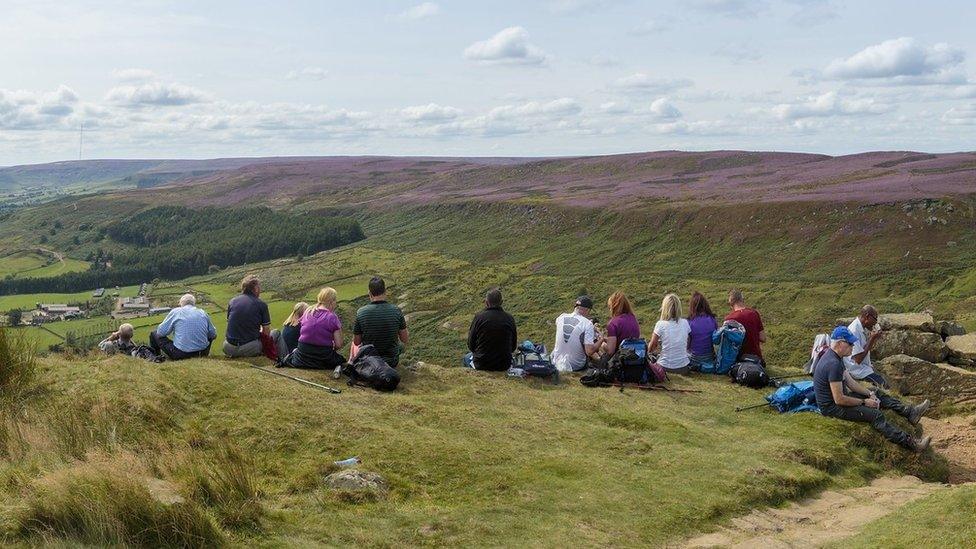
[813,326,932,452]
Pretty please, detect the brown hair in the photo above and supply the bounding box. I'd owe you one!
[688,292,715,319]
[284,302,309,327]
[241,274,260,295]
[607,291,634,318]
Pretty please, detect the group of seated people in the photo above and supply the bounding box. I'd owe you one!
[98,275,933,453]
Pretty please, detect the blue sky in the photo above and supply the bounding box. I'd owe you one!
[1,0,974,165]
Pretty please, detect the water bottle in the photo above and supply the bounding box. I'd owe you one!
[333,456,361,468]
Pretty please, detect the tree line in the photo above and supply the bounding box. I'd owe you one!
[0,206,364,295]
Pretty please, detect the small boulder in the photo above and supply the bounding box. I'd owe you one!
[875,354,976,413]
[873,330,948,363]
[947,334,976,366]
[940,321,968,339]
[879,313,937,333]
[324,470,388,495]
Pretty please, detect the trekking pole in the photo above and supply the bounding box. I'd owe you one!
[601,382,701,394]
[770,374,809,381]
[734,402,769,412]
[248,364,342,394]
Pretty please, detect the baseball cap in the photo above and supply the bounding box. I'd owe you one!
[575,295,594,309]
[831,326,858,345]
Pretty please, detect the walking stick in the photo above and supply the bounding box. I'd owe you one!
[734,402,769,412]
[601,382,702,394]
[248,364,342,394]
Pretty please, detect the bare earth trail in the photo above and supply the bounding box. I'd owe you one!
[680,416,976,548]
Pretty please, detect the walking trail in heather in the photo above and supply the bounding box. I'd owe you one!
[680,415,976,548]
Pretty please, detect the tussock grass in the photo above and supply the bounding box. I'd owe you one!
[17,462,223,548]
[170,439,265,531]
[0,327,36,401]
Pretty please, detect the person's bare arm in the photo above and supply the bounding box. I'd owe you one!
[398,328,409,346]
[354,334,362,345]
[830,381,873,407]
[843,371,873,397]
[854,330,882,364]
[758,330,767,343]
[648,333,661,353]
[605,336,618,356]
[261,324,271,336]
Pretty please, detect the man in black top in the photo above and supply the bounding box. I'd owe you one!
[466,288,517,371]
[223,274,272,358]
[814,326,931,452]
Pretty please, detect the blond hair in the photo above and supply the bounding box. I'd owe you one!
[659,293,682,322]
[316,287,337,311]
[284,302,309,327]
[607,291,634,318]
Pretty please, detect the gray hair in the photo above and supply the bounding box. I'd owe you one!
[179,293,196,307]
[119,323,134,338]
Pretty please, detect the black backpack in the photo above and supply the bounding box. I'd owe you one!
[342,344,400,392]
[130,345,164,363]
[730,358,770,388]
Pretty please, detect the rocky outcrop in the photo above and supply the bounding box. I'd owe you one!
[875,354,976,413]
[879,312,937,332]
[873,330,948,364]
[324,470,388,496]
[947,334,976,368]
[940,321,967,338]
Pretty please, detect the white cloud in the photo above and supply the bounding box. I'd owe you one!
[0,85,79,130]
[613,73,694,94]
[548,0,614,14]
[400,2,439,20]
[463,27,548,66]
[488,98,582,119]
[824,37,966,82]
[106,82,210,107]
[400,103,461,122]
[628,19,669,35]
[692,0,768,18]
[111,68,157,83]
[942,104,976,125]
[771,91,892,120]
[649,97,682,120]
[599,101,631,114]
[285,67,328,81]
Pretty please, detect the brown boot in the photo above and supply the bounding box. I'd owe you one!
[909,399,932,426]
[910,435,932,453]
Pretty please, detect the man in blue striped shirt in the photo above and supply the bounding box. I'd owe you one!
[150,293,217,360]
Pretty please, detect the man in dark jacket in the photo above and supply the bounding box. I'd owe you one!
[465,288,517,371]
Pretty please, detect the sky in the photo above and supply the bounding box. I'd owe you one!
[1,0,975,165]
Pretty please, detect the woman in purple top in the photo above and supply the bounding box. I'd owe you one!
[604,291,641,356]
[687,291,718,372]
[286,287,346,370]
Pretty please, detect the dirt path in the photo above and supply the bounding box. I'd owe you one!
[681,415,976,548]
[681,475,945,548]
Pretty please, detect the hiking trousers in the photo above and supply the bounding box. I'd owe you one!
[149,331,211,361]
[821,390,915,449]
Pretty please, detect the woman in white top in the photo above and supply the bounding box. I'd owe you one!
[649,293,692,374]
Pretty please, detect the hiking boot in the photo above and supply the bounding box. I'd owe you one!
[908,399,932,426]
[910,435,932,453]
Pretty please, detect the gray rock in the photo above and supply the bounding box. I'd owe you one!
[939,320,967,338]
[875,354,976,413]
[947,334,976,363]
[879,313,937,333]
[872,329,948,363]
[324,470,388,494]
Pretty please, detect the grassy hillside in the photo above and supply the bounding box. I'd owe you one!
[0,344,946,547]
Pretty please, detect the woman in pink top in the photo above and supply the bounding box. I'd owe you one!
[285,287,346,369]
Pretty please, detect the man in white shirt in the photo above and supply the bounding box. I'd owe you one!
[551,296,606,372]
[844,305,887,388]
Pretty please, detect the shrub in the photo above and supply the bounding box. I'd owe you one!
[17,464,224,548]
[0,327,37,400]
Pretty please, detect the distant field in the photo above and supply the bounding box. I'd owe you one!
[0,285,140,312]
[0,250,88,280]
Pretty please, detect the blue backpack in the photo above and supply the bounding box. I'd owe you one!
[766,381,819,414]
[712,320,745,375]
[509,341,559,380]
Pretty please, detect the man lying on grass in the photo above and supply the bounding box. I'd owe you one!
[814,326,931,452]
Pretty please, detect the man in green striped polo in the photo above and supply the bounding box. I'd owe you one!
[353,276,409,367]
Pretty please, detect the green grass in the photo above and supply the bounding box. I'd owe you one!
[827,484,976,547]
[0,250,89,280]
[0,285,140,312]
[0,353,945,547]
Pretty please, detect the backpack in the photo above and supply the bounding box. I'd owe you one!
[804,333,830,374]
[712,320,746,375]
[342,344,400,391]
[130,345,163,363]
[510,341,558,380]
[730,357,770,389]
[766,381,819,413]
[614,338,652,383]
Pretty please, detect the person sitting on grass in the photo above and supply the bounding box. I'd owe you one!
[285,288,345,370]
[98,323,136,355]
[551,295,605,373]
[271,301,308,360]
[464,287,517,371]
[223,274,271,358]
[725,288,766,364]
[687,292,718,372]
[150,294,217,360]
[649,293,692,375]
[814,326,931,453]
[844,304,888,388]
[603,291,640,357]
[352,276,408,367]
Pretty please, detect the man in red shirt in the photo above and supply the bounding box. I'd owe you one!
[725,289,766,363]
